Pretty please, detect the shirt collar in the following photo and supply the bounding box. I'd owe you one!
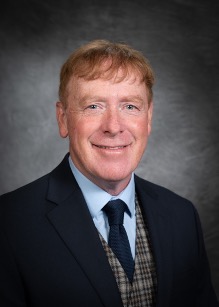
[68,156,135,219]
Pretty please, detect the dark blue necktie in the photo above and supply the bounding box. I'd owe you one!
[103,199,134,283]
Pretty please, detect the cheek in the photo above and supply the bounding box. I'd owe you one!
[66,113,84,135]
[132,118,148,139]
[67,116,98,143]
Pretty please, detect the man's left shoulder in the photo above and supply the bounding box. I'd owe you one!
[134,174,195,213]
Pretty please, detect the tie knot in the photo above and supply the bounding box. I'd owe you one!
[103,199,128,226]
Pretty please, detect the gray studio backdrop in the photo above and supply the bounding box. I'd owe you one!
[0,0,218,299]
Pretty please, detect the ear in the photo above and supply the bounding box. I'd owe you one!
[56,101,68,138]
[147,101,153,135]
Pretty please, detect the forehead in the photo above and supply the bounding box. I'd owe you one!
[69,78,148,104]
[68,68,148,99]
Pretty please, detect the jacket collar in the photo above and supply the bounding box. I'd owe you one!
[135,175,173,307]
[46,154,123,307]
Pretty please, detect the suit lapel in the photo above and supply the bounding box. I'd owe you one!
[135,175,173,307]
[46,155,123,307]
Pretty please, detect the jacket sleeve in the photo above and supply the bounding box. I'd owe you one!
[193,206,219,306]
[0,229,27,307]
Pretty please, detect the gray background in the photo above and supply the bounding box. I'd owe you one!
[0,0,218,299]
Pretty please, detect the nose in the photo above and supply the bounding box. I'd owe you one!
[102,107,124,136]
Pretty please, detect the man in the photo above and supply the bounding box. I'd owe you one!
[0,40,218,307]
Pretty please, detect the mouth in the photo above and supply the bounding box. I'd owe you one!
[94,145,128,150]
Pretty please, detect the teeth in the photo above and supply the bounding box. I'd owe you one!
[97,145,125,149]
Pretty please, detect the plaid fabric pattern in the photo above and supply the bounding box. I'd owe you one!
[99,197,157,307]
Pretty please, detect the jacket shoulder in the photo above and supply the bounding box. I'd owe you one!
[134,174,195,212]
[0,155,69,204]
[0,174,50,212]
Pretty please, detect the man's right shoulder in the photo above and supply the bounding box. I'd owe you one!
[0,154,71,211]
[0,173,50,212]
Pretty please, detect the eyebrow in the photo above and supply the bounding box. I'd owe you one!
[119,95,145,103]
[79,95,107,104]
[78,95,145,104]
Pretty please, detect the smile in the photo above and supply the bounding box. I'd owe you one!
[94,145,128,149]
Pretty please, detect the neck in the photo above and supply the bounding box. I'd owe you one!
[91,177,131,196]
[68,156,132,196]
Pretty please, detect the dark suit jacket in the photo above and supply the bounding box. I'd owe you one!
[0,154,218,307]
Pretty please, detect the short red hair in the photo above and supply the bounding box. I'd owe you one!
[59,39,154,106]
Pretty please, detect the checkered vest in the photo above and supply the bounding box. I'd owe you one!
[99,198,157,307]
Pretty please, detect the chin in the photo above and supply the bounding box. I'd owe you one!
[96,170,132,183]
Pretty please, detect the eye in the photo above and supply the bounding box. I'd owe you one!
[82,103,105,116]
[125,104,138,110]
[86,104,99,109]
[119,102,145,116]
[123,104,141,112]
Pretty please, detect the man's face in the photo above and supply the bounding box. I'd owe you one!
[57,71,153,193]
